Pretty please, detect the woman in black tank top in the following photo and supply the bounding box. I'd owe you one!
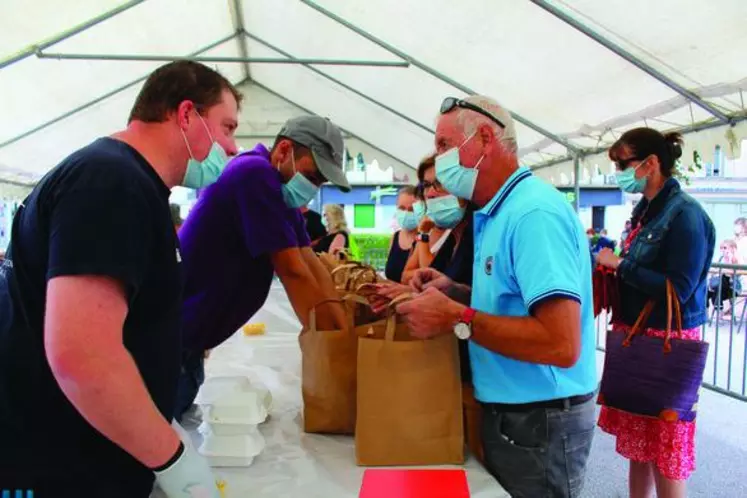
[385,187,418,283]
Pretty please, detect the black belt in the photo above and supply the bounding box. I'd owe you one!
[482,391,595,412]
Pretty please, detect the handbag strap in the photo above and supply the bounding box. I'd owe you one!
[664,280,684,353]
[624,280,683,353]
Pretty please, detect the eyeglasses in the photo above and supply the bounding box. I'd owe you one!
[420,179,444,192]
[440,97,506,129]
[615,156,644,171]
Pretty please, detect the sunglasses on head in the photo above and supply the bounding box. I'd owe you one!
[440,97,506,129]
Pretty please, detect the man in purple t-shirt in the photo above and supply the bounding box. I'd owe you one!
[175,116,350,420]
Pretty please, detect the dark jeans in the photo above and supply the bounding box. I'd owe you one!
[481,396,595,498]
[174,349,205,422]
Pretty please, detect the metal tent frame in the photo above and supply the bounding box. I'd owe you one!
[2,0,746,210]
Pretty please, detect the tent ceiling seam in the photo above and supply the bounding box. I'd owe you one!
[298,0,582,154]
[528,0,731,124]
[0,0,146,71]
[243,31,436,136]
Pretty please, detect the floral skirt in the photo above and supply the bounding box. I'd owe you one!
[598,325,701,481]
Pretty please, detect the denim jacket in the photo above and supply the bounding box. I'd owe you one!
[617,178,715,330]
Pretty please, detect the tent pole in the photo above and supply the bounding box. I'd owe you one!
[34,51,409,67]
[530,115,747,171]
[244,32,435,135]
[0,34,239,150]
[528,0,730,123]
[0,0,146,70]
[573,154,581,213]
[230,0,251,81]
[298,0,580,154]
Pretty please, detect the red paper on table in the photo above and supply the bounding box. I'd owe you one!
[359,469,470,498]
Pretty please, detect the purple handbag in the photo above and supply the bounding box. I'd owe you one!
[598,281,709,422]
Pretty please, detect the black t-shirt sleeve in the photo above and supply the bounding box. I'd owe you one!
[47,187,152,301]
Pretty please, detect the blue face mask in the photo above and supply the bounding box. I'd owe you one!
[435,133,484,201]
[281,154,319,208]
[413,200,426,220]
[426,195,466,229]
[615,160,648,194]
[395,209,419,231]
[181,114,228,189]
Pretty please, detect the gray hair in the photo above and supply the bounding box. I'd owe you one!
[454,95,517,154]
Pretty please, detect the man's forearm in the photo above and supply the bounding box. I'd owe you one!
[294,250,347,330]
[50,348,180,469]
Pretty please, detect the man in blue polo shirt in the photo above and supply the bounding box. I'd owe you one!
[398,96,596,498]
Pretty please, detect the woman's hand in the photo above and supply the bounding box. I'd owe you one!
[368,282,412,314]
[418,217,435,234]
[596,248,622,270]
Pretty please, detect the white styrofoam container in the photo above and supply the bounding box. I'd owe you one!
[198,431,265,468]
[198,419,259,437]
[194,375,272,425]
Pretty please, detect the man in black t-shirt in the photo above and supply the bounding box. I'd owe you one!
[0,62,241,498]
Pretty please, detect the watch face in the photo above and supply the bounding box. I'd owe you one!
[454,322,471,340]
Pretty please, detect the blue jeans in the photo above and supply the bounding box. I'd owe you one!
[481,397,595,498]
[174,349,205,422]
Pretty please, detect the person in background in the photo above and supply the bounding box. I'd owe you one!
[397,95,597,498]
[400,154,450,284]
[620,220,633,252]
[593,228,616,254]
[176,116,350,422]
[596,128,715,498]
[708,239,741,316]
[312,204,350,256]
[373,155,472,307]
[0,61,239,498]
[301,205,327,244]
[384,186,418,283]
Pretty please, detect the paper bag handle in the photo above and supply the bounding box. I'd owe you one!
[383,294,413,341]
[308,298,344,333]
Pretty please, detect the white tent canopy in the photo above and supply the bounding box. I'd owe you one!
[1,0,745,188]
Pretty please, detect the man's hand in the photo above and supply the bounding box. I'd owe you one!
[596,248,622,270]
[418,217,436,234]
[410,267,453,293]
[395,287,465,339]
[154,422,221,498]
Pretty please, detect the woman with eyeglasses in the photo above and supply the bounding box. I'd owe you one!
[595,128,715,498]
[383,186,419,283]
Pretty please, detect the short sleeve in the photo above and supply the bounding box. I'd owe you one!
[47,187,152,301]
[227,161,303,257]
[511,208,583,312]
[293,210,311,248]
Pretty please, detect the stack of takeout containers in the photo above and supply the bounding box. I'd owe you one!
[194,376,271,467]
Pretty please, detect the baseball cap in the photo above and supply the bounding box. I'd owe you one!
[278,116,351,192]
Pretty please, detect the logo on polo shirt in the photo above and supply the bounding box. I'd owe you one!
[485,256,493,275]
[175,248,182,263]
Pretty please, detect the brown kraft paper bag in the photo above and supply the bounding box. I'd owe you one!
[299,299,357,435]
[355,311,464,466]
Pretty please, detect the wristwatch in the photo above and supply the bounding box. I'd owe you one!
[417,232,430,243]
[454,307,477,340]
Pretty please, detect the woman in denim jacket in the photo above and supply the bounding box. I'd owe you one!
[596,128,715,498]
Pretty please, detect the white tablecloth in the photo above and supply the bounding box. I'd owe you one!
[166,287,508,498]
